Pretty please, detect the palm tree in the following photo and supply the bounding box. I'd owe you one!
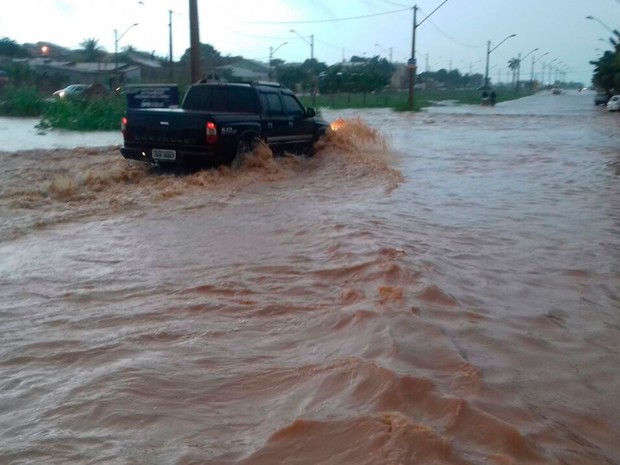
[508,58,520,88]
[79,38,105,62]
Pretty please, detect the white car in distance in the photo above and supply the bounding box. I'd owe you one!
[606,95,620,112]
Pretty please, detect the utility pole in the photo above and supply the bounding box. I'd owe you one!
[515,52,521,93]
[189,0,201,83]
[484,34,516,89]
[408,0,450,110]
[408,5,418,110]
[484,40,490,87]
[168,9,173,80]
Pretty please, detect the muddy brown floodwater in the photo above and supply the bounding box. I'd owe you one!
[0,91,619,465]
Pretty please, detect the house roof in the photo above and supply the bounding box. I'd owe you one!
[31,59,139,74]
[220,59,269,73]
[127,53,162,68]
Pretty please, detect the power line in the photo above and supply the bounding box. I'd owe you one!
[425,18,484,48]
[229,30,291,40]
[233,7,411,24]
[416,7,483,49]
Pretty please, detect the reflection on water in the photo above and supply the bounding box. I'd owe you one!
[0,91,619,464]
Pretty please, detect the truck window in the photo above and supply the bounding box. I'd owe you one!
[264,92,284,115]
[183,86,212,110]
[282,94,305,116]
[228,87,256,113]
[210,88,227,112]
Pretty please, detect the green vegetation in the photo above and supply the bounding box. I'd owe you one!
[0,87,126,131]
[38,95,126,131]
[300,88,532,111]
[591,31,620,92]
[0,37,29,58]
[0,86,46,116]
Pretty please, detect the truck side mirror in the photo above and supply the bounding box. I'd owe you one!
[306,107,316,117]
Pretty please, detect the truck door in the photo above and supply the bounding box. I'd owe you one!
[259,91,290,150]
[281,93,315,147]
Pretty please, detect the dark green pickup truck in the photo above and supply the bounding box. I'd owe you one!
[120,81,330,167]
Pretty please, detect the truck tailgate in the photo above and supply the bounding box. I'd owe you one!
[123,108,209,148]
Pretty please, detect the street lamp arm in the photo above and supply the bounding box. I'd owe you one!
[117,23,139,43]
[290,29,310,46]
[521,47,539,62]
[490,34,517,54]
[533,51,549,64]
[272,42,287,55]
[416,0,450,28]
[586,16,614,34]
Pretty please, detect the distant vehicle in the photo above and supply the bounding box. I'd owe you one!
[552,86,562,95]
[52,84,89,99]
[120,81,331,167]
[606,95,620,112]
[594,92,610,106]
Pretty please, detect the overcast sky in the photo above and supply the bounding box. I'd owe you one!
[2,0,619,85]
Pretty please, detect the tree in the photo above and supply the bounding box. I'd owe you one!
[277,64,308,91]
[79,38,105,61]
[591,50,620,93]
[0,37,29,58]
[508,57,520,87]
[591,30,620,93]
[317,56,394,95]
[180,43,220,78]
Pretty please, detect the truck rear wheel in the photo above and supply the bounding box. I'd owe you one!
[231,138,254,169]
[230,137,260,170]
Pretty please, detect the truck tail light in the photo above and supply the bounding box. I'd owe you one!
[121,116,127,135]
[206,121,217,144]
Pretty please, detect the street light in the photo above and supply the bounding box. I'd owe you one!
[484,33,517,88]
[374,43,393,62]
[269,42,287,79]
[290,29,314,60]
[409,0,451,110]
[544,58,558,85]
[531,51,548,85]
[515,47,537,92]
[290,29,316,103]
[586,15,615,34]
[521,48,538,62]
[114,22,139,71]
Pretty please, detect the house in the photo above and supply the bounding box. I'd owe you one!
[31,58,141,89]
[216,59,269,82]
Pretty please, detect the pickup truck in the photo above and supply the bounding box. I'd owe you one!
[120,81,330,167]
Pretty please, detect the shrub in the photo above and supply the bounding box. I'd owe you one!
[0,86,46,116]
[38,95,127,131]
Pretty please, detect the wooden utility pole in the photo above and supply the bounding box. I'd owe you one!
[189,0,201,83]
[168,9,174,80]
[408,5,418,110]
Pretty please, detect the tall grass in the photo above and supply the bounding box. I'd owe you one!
[300,88,532,111]
[38,95,126,131]
[0,87,46,116]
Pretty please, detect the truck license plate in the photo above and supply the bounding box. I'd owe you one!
[152,149,176,160]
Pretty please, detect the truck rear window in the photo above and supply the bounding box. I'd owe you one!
[183,86,257,113]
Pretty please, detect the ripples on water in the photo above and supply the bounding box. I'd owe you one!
[0,92,619,464]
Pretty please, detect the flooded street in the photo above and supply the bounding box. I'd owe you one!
[0,91,619,464]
